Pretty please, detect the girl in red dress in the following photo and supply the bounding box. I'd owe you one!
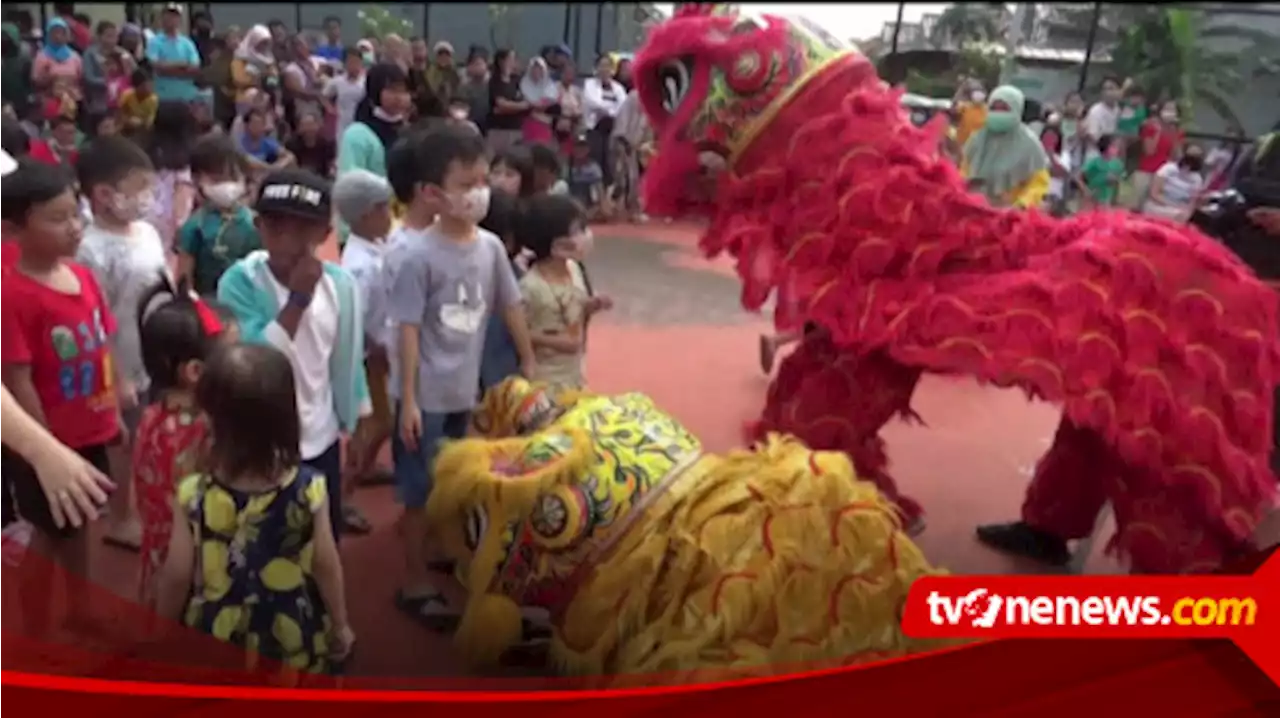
[133,275,235,605]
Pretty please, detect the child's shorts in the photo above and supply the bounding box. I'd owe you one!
[391,406,471,509]
[1,443,112,538]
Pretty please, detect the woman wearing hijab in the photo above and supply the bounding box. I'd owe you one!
[31,18,83,92]
[521,57,560,145]
[1,24,33,117]
[230,25,278,118]
[961,85,1051,209]
[337,63,411,244]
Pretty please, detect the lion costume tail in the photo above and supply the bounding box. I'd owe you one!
[547,434,945,681]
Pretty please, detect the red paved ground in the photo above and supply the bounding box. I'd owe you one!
[66,221,1123,679]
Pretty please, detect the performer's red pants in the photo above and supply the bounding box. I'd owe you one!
[1023,418,1254,574]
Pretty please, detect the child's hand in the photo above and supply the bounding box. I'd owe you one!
[587,295,614,313]
[330,623,356,662]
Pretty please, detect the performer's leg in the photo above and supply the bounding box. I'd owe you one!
[977,418,1111,566]
[752,335,924,526]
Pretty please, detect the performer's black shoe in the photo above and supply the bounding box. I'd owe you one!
[975,521,1072,567]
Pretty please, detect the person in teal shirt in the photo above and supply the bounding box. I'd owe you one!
[145,4,201,102]
[336,63,410,245]
[177,136,263,295]
[1078,134,1126,208]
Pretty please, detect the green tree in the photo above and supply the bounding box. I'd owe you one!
[1108,6,1278,128]
[930,3,1010,47]
[488,4,522,50]
[358,5,414,41]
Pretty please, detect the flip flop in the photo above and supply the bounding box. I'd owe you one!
[341,507,372,535]
[394,589,460,632]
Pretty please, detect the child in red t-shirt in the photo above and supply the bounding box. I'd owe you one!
[133,277,236,606]
[0,159,123,633]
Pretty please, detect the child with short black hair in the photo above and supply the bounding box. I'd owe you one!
[119,68,157,132]
[1,159,122,632]
[334,169,396,533]
[76,136,170,549]
[155,342,353,673]
[489,145,535,198]
[47,115,79,166]
[1078,134,1126,209]
[178,135,261,296]
[133,274,235,604]
[517,194,611,390]
[384,125,536,617]
[529,142,567,196]
[216,169,370,546]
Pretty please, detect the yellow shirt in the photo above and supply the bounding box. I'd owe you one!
[119,89,159,129]
[955,102,988,148]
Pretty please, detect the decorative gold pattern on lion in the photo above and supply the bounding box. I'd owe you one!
[427,377,945,682]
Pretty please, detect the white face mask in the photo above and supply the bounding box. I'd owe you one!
[447,186,491,223]
[971,90,986,103]
[203,181,246,208]
[373,106,406,123]
[1160,110,1178,123]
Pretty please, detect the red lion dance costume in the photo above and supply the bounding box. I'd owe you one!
[633,5,1280,573]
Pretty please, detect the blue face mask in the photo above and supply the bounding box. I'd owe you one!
[985,111,1019,133]
[361,51,375,66]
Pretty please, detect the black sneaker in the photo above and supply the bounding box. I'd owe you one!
[975,521,1072,566]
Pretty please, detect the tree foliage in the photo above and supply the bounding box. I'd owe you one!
[930,3,1009,47]
[357,5,414,41]
[1107,6,1278,127]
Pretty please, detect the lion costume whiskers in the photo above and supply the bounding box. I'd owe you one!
[425,378,944,681]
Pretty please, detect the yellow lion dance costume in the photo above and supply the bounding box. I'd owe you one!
[426,378,945,683]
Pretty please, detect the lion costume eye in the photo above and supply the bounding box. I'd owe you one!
[464,506,488,551]
[658,58,691,113]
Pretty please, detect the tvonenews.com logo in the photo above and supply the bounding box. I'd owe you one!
[924,589,1258,629]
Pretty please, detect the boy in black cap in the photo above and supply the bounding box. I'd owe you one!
[216,168,371,543]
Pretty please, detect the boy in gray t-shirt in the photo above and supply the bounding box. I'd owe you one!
[384,126,536,614]
[386,223,520,412]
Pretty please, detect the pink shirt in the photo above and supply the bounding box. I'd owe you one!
[32,53,83,88]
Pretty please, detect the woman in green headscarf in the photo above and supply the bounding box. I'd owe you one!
[961,85,1051,209]
[1,23,33,117]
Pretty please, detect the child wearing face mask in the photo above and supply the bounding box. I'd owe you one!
[383,125,536,617]
[517,193,612,391]
[1077,134,1126,209]
[177,135,262,296]
[75,137,169,551]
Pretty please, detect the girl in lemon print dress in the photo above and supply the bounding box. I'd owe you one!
[154,343,353,675]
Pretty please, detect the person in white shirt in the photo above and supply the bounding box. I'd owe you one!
[1143,145,1207,223]
[333,170,395,534]
[582,54,627,190]
[216,169,371,543]
[324,46,367,141]
[75,138,171,549]
[1082,76,1125,158]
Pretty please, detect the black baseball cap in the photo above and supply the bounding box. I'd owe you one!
[255,168,332,221]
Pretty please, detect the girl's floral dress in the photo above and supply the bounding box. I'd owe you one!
[134,403,208,603]
[177,466,333,674]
